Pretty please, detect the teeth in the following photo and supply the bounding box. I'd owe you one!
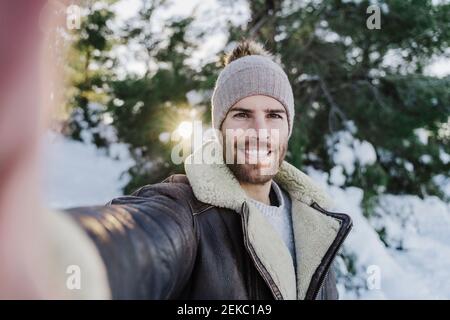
[245,150,270,157]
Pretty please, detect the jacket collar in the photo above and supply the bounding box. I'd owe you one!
[184,140,343,300]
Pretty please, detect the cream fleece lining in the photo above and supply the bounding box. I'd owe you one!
[44,209,111,299]
[185,140,341,299]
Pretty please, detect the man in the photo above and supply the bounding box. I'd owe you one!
[0,10,352,297]
[61,40,352,300]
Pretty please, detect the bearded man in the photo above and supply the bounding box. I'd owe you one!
[62,40,352,300]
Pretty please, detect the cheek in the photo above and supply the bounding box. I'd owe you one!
[221,116,242,132]
[280,119,290,138]
[268,123,289,147]
[220,117,241,143]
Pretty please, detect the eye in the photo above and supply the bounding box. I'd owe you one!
[267,113,283,119]
[234,112,249,118]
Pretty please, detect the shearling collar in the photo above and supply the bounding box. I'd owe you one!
[184,140,343,300]
[184,140,333,211]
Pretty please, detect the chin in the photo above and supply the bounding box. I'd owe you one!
[222,140,288,185]
[228,163,278,185]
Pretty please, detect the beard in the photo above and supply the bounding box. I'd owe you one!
[224,139,288,185]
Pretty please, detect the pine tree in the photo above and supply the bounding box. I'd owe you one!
[226,0,450,208]
[65,2,117,147]
[107,2,210,193]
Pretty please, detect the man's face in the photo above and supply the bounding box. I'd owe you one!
[221,95,290,185]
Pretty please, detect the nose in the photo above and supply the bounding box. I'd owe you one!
[249,114,270,142]
[252,113,269,131]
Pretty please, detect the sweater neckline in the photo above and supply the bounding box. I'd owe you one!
[248,181,285,212]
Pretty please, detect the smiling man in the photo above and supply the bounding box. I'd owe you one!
[58,40,353,300]
[0,32,352,299]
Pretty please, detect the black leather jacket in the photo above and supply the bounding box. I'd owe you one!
[67,174,351,300]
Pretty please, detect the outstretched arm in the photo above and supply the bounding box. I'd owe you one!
[0,2,197,299]
[64,182,198,299]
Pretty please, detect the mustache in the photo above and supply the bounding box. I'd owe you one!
[232,138,273,151]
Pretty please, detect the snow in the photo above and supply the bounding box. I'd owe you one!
[439,148,450,164]
[373,195,450,298]
[354,140,377,166]
[159,132,171,144]
[186,90,205,106]
[330,166,346,186]
[404,161,414,172]
[434,175,450,197]
[308,167,450,299]
[328,130,377,175]
[42,132,134,209]
[414,128,430,145]
[43,132,450,299]
[419,154,432,164]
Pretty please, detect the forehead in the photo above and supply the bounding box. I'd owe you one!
[231,95,284,111]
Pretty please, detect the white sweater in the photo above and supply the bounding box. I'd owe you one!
[248,181,296,268]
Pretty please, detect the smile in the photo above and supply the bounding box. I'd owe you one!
[236,146,273,165]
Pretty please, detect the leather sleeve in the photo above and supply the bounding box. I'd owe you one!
[65,182,198,299]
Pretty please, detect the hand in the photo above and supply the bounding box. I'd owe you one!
[0,0,58,298]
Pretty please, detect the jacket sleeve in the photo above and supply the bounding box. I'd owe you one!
[64,182,198,299]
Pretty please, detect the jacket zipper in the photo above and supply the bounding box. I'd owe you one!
[253,263,260,299]
[310,232,351,300]
[314,261,332,300]
[240,201,283,300]
[240,200,352,300]
[309,202,353,300]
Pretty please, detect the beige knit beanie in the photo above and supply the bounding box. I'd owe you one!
[211,40,295,137]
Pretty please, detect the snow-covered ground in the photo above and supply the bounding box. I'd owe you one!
[42,132,450,299]
[308,168,450,299]
[42,132,134,208]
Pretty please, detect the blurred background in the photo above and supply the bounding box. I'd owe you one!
[43,0,450,299]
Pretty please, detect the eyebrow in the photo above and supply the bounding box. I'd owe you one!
[230,107,286,114]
